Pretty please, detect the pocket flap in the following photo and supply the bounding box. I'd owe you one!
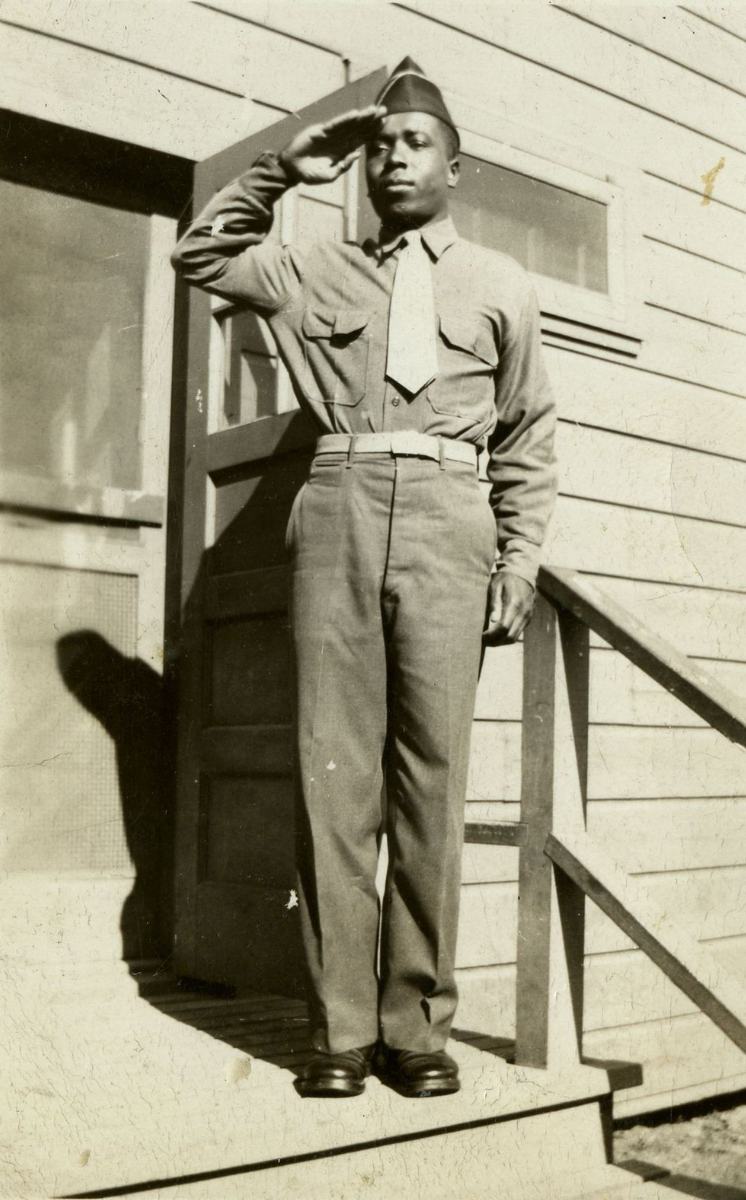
[302,308,370,338]
[303,308,335,338]
[335,309,370,336]
[439,316,498,366]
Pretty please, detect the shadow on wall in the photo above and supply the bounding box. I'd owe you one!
[56,630,172,963]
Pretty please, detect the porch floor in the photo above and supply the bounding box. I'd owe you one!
[4,953,677,1200]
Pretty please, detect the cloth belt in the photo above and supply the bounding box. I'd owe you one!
[315,432,477,466]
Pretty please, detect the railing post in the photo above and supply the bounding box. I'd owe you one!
[515,593,590,1069]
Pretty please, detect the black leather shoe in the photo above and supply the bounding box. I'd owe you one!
[297,1045,376,1098]
[376,1047,460,1097]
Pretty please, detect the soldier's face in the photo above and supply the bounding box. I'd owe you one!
[365,112,459,229]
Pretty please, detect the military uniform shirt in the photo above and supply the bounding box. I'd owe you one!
[171,152,558,587]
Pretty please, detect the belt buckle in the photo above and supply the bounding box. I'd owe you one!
[390,430,431,458]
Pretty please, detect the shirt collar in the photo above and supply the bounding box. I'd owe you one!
[370,215,460,262]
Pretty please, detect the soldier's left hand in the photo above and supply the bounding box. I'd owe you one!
[483,573,535,645]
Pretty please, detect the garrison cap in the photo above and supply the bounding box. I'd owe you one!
[375,57,460,150]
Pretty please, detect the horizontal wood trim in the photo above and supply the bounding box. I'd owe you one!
[463,821,527,848]
[644,239,746,337]
[0,470,164,526]
[639,307,746,398]
[547,829,746,1055]
[458,938,746,1036]
[457,867,746,968]
[0,21,247,161]
[580,576,746,662]
[206,566,289,620]
[545,350,746,460]
[555,423,746,528]
[589,653,746,730]
[470,720,746,804]
[546,495,746,591]
[591,1010,746,1117]
[539,564,746,747]
[207,411,315,475]
[559,3,746,100]
[685,2,746,44]
[461,843,520,886]
[404,0,746,155]
[0,3,345,159]
[642,174,746,270]
[541,312,641,360]
[201,724,293,775]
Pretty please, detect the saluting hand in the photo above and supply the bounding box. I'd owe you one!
[483,574,535,646]
[279,105,386,186]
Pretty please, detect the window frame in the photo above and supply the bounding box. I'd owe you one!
[0,111,190,529]
[449,97,642,339]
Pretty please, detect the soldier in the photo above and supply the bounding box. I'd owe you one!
[171,59,557,1099]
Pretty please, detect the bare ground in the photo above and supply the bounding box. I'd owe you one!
[614,1101,746,1197]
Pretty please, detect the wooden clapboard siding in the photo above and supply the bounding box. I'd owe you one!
[403,0,746,153]
[477,645,746,729]
[558,3,746,99]
[636,307,746,397]
[458,866,746,970]
[642,175,746,265]
[686,2,746,44]
[588,727,746,800]
[456,937,746,1037]
[467,723,521,802]
[387,3,746,198]
[588,1011,746,1116]
[474,643,523,720]
[590,652,746,727]
[582,577,746,662]
[465,800,746,880]
[556,423,746,526]
[546,351,746,454]
[0,5,343,158]
[644,239,746,336]
[245,0,746,202]
[469,722,746,803]
[547,496,746,590]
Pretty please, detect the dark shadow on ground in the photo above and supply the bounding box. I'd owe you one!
[56,631,172,963]
[620,1158,746,1199]
[133,969,314,1075]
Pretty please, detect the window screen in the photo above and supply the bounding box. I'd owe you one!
[450,155,609,293]
[0,179,150,490]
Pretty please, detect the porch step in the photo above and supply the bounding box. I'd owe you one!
[4,964,636,1200]
[2,880,641,1200]
[141,1127,677,1200]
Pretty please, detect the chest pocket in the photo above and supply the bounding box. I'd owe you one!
[302,307,370,407]
[427,315,499,418]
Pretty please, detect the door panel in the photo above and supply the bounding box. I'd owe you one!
[169,70,387,991]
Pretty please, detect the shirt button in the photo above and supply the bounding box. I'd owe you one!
[391,396,400,407]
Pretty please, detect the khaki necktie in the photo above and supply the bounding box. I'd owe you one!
[385,230,439,396]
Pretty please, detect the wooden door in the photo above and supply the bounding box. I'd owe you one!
[168,70,387,993]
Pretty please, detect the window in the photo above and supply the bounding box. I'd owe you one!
[0,179,150,491]
[450,156,609,294]
[453,128,631,334]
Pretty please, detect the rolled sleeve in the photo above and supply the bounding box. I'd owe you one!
[486,278,558,589]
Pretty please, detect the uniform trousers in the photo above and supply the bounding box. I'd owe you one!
[286,448,496,1054]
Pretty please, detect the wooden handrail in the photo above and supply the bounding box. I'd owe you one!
[539,564,746,746]
[511,567,746,1074]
